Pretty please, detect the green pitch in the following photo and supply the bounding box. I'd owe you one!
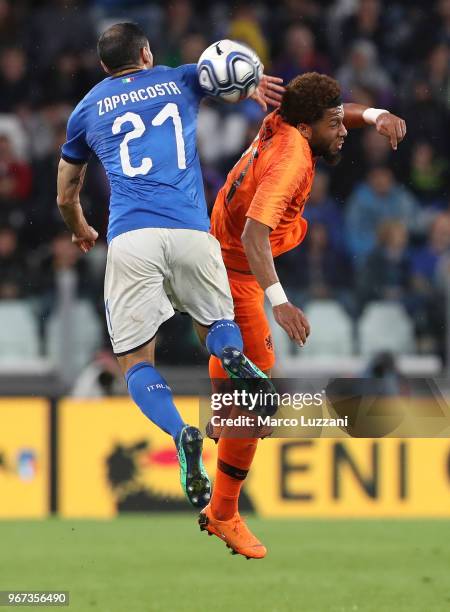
[0,516,449,612]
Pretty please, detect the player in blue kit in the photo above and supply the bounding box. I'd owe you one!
[56,23,282,509]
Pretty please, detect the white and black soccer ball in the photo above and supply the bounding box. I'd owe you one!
[197,39,263,103]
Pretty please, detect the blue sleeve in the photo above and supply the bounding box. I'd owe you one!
[61,102,91,164]
[179,63,205,101]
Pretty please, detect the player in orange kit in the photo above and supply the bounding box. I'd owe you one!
[198,72,407,558]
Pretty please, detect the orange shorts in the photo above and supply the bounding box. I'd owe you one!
[209,269,275,378]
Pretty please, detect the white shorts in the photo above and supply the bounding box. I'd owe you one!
[104,228,234,355]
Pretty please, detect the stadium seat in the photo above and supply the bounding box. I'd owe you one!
[45,300,103,381]
[0,300,40,360]
[358,301,416,356]
[298,300,354,357]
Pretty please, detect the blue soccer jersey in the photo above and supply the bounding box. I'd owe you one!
[61,64,209,242]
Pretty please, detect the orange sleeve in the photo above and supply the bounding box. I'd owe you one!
[246,137,307,230]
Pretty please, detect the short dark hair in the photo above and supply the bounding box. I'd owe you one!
[279,72,341,126]
[97,22,148,72]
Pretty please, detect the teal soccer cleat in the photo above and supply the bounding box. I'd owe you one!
[218,347,278,417]
[176,426,211,508]
[220,347,269,379]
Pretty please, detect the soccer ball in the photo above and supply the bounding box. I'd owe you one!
[197,39,263,103]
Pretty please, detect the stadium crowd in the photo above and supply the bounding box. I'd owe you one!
[0,0,449,372]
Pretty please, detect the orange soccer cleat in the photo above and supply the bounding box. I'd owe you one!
[198,504,267,559]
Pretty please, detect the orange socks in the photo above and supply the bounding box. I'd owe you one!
[208,357,260,520]
[210,437,258,520]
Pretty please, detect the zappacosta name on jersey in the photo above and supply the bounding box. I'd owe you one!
[97,81,182,115]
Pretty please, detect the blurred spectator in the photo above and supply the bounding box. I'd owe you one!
[197,100,251,167]
[203,164,225,214]
[427,43,450,110]
[92,0,156,16]
[357,220,412,307]
[434,213,450,292]
[401,43,450,148]
[270,0,328,61]
[40,48,94,106]
[0,225,29,299]
[278,223,353,306]
[408,142,449,206]
[0,115,29,161]
[28,118,108,249]
[92,3,163,55]
[435,249,450,293]
[92,0,153,10]
[361,128,393,169]
[336,40,393,106]
[29,0,96,69]
[410,213,450,353]
[28,123,68,247]
[179,32,208,64]
[0,48,35,113]
[279,0,323,24]
[331,127,395,201]
[303,169,344,251]
[411,213,450,292]
[71,350,126,397]
[345,166,420,263]
[436,0,450,45]
[0,0,21,46]
[29,231,99,325]
[159,0,202,67]
[0,134,32,229]
[344,83,376,107]
[405,0,450,63]
[362,351,408,396]
[340,0,386,58]
[229,4,269,68]
[400,78,449,156]
[24,102,71,160]
[273,23,331,83]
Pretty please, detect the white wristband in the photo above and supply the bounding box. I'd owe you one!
[362,107,388,125]
[265,282,288,307]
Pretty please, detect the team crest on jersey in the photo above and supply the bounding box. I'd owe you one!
[265,334,274,352]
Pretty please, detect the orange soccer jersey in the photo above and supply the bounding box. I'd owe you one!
[210,110,316,274]
[209,111,316,375]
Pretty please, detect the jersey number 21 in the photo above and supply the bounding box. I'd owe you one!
[112,102,186,177]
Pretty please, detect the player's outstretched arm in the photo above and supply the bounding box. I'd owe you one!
[250,75,285,111]
[56,159,98,254]
[343,103,407,150]
[241,218,310,346]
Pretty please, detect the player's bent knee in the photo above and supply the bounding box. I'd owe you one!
[205,319,243,357]
[116,339,156,376]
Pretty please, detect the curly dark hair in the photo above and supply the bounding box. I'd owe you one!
[279,72,342,126]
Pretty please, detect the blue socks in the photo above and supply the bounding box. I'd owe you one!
[206,319,243,357]
[125,319,242,441]
[126,362,185,443]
